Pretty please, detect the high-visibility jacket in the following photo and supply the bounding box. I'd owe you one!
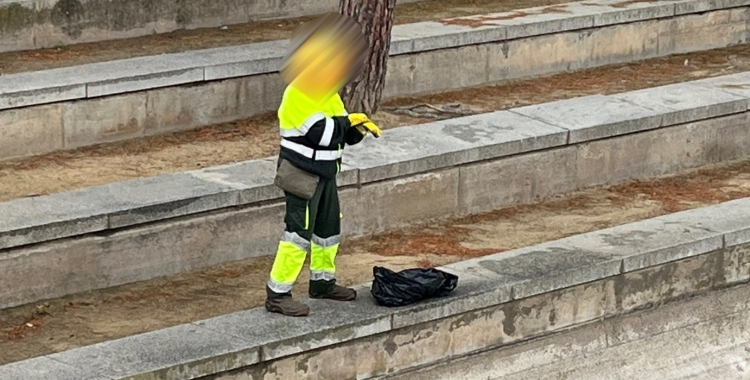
[277,85,365,180]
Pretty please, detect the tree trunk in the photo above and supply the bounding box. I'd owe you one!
[339,0,397,115]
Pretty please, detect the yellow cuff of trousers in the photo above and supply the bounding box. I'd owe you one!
[310,243,339,274]
[269,241,307,285]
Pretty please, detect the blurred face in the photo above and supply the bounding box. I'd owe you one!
[289,33,354,101]
[280,13,367,104]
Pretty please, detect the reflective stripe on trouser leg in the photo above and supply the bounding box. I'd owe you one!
[305,203,310,230]
[268,231,310,293]
[310,234,341,281]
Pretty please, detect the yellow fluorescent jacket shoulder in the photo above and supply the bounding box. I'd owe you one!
[278,86,348,129]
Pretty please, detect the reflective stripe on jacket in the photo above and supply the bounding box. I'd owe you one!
[277,85,365,179]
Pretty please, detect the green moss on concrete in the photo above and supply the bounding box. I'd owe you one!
[0,3,38,34]
[0,0,239,40]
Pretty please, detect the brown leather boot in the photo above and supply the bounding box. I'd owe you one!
[265,286,310,317]
[309,279,357,301]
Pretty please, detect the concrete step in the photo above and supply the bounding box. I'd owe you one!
[0,0,567,75]
[1,0,746,160]
[0,0,426,54]
[1,71,750,309]
[1,198,748,379]
[382,280,750,380]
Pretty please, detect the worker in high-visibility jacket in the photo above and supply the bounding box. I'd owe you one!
[266,12,381,316]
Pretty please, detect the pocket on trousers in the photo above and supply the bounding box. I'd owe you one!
[274,159,319,200]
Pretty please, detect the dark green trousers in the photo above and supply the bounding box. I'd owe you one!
[267,178,342,295]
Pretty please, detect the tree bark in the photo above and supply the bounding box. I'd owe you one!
[339,0,397,115]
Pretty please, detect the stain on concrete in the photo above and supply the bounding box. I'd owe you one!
[101,117,140,138]
[129,198,198,216]
[175,0,194,26]
[265,325,357,357]
[730,243,750,281]
[616,251,723,312]
[294,357,309,374]
[500,42,510,59]
[50,0,86,38]
[548,307,557,325]
[631,261,679,299]
[383,335,399,356]
[441,120,511,143]
[697,252,722,288]
[601,230,657,247]
[611,272,626,312]
[0,3,36,34]
[448,309,488,332]
[501,302,519,336]
[98,238,115,251]
[478,247,612,280]
[705,138,739,164]
[0,0,248,41]
[407,327,438,345]
[390,331,422,353]
[520,305,534,317]
[265,363,279,377]
[662,221,715,234]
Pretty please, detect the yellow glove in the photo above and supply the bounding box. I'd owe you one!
[349,112,381,138]
[354,122,381,138]
[347,113,371,127]
[361,121,381,138]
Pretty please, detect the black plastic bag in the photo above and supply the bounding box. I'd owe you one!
[370,266,459,307]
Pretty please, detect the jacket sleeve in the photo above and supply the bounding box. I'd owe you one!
[304,115,353,148]
[345,125,366,146]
